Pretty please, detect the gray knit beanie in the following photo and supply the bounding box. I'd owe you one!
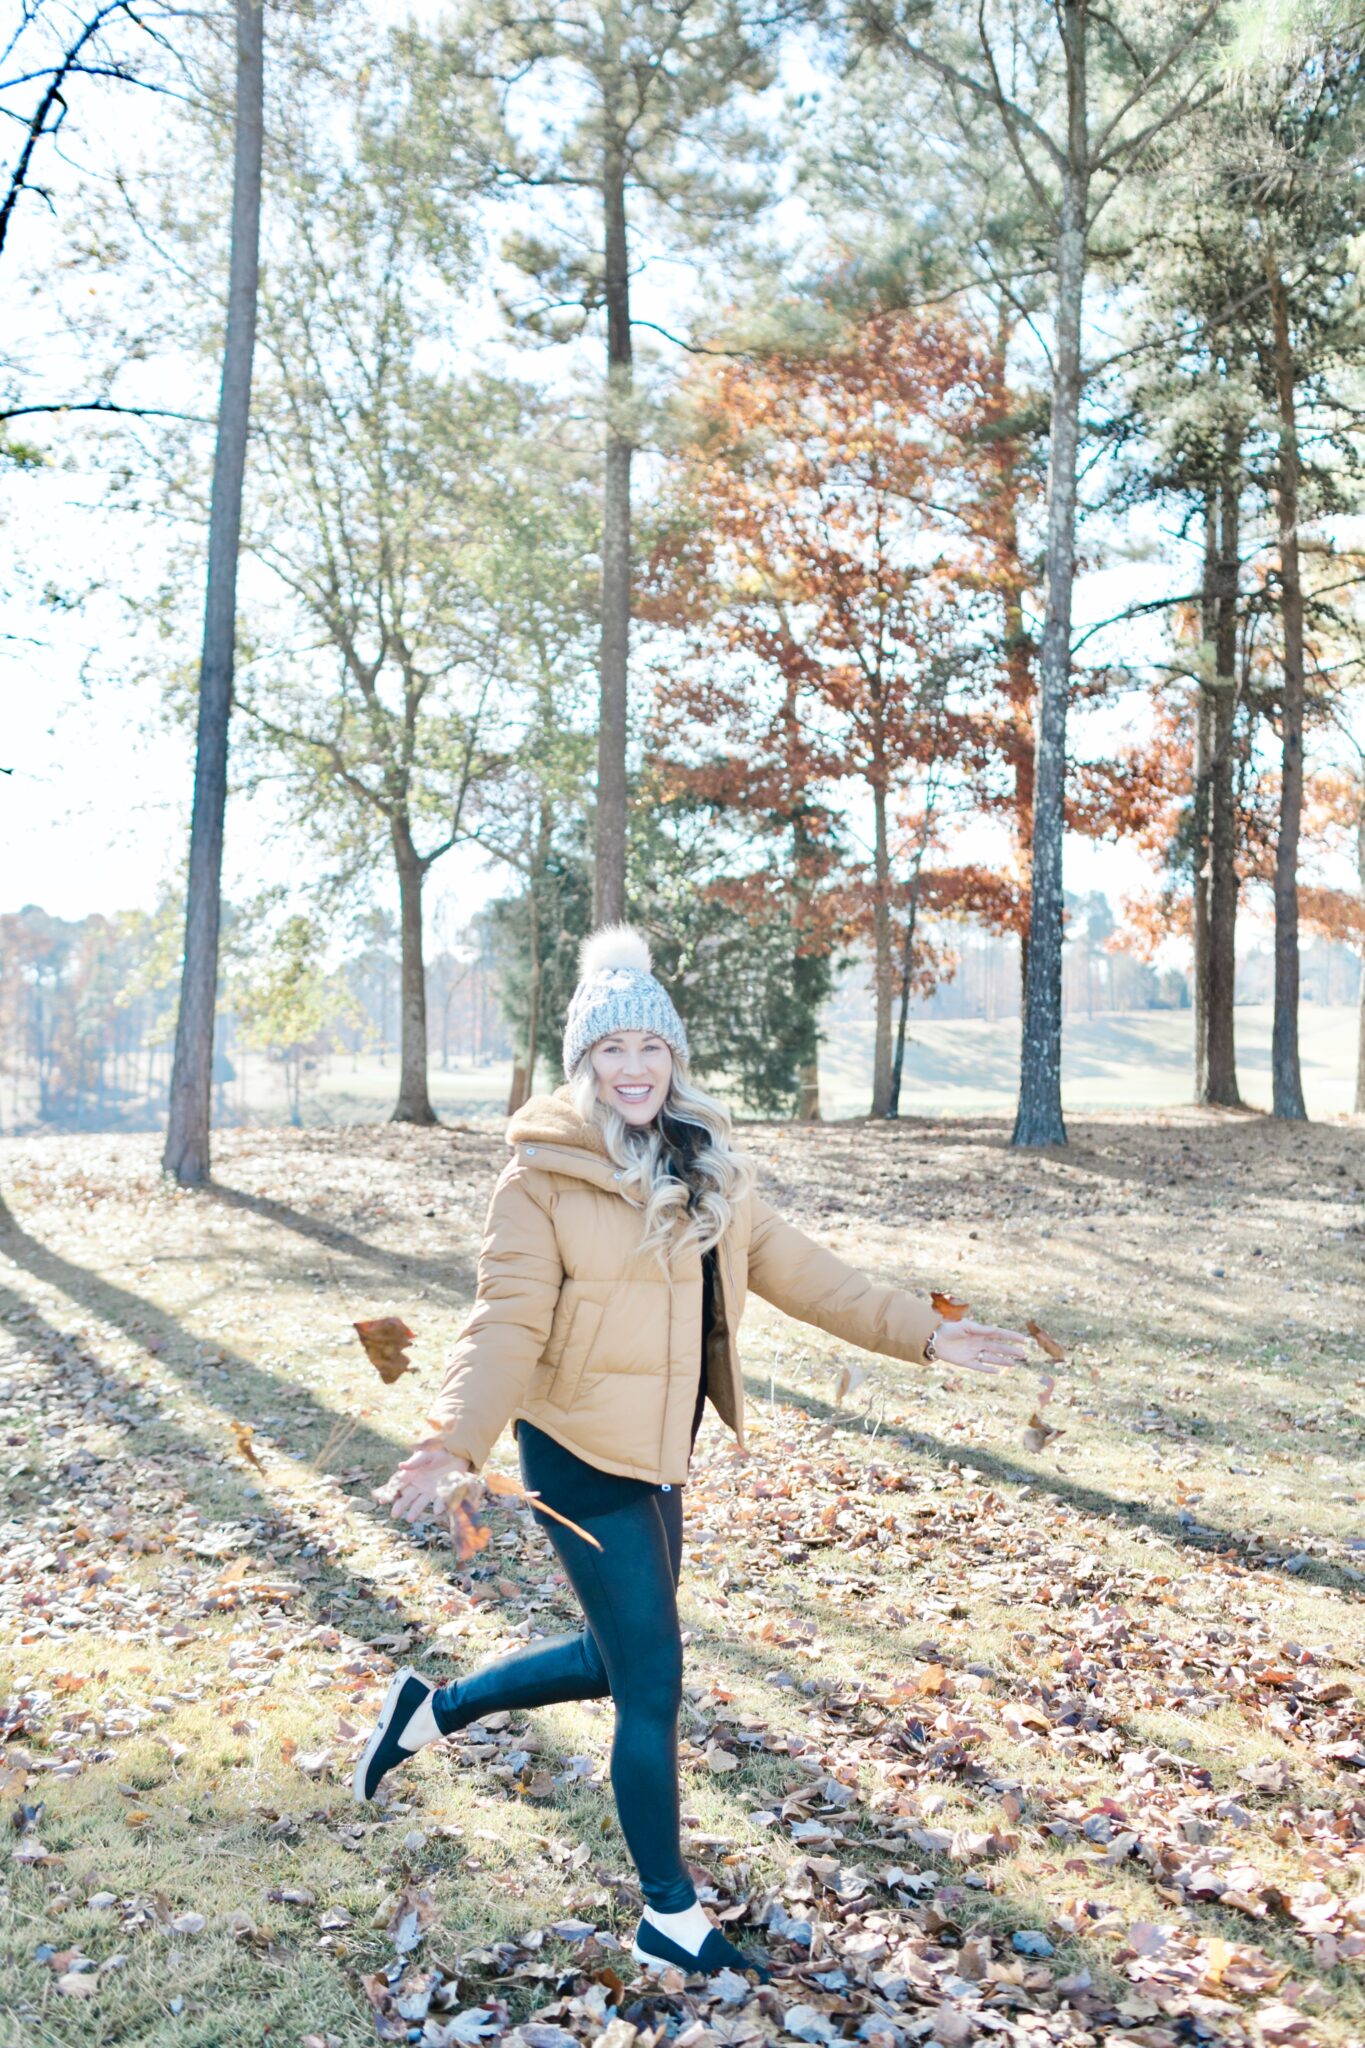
[562,925,689,1079]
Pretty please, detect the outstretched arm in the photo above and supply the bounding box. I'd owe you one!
[746,1196,1027,1375]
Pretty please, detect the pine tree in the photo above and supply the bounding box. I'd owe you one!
[413,0,784,926]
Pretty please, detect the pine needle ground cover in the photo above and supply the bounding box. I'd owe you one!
[1,1115,1361,2048]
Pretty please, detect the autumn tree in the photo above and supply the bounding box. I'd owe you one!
[788,38,1049,1010]
[227,908,359,1127]
[648,312,1010,1117]
[1301,758,1365,1115]
[643,617,846,1118]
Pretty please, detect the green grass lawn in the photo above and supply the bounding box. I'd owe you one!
[1,1110,1362,2048]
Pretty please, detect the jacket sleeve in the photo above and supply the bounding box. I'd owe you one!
[424,1165,563,1470]
[745,1194,941,1365]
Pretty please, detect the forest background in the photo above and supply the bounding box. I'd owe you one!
[3,0,1365,1157]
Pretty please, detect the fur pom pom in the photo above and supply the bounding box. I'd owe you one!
[577,923,652,981]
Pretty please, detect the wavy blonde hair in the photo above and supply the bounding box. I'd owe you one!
[568,1054,754,1264]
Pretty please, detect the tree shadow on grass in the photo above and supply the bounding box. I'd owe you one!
[0,1272,471,1646]
[741,1372,1363,1599]
[0,1210,433,1480]
[200,1181,477,1300]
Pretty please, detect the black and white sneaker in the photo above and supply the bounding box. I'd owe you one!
[352,1667,436,1803]
[632,1916,770,1983]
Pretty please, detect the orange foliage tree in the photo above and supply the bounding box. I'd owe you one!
[643,310,1035,1117]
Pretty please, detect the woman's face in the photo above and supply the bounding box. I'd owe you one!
[589,1029,673,1127]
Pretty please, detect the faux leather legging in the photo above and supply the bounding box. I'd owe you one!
[429,1422,693,1912]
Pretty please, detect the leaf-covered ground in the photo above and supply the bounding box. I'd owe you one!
[1,1110,1362,2048]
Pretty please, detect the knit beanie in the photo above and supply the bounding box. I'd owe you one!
[561,925,689,1079]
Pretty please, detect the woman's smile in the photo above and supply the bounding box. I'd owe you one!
[591,1032,673,1125]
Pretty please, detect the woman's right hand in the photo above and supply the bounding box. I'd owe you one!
[374,1442,475,1524]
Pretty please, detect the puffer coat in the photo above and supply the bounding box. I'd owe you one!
[425,1088,942,1486]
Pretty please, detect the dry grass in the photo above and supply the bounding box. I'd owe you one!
[1,1109,1362,2048]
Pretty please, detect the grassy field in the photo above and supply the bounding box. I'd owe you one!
[1,1110,1363,2048]
[208,1003,1361,1130]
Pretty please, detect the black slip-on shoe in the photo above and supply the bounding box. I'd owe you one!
[352,1667,434,1804]
[632,1916,771,1983]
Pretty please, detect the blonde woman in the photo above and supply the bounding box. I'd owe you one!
[357,927,1027,1979]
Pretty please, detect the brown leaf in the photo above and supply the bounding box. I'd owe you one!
[228,1420,264,1472]
[447,1502,491,1561]
[931,1292,970,1321]
[833,1359,867,1406]
[353,1317,416,1383]
[1027,1319,1067,1361]
[1023,1412,1062,1452]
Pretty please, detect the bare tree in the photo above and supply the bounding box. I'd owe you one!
[1,0,183,268]
[162,0,263,1184]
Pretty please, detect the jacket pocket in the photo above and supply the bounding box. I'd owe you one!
[547,1297,604,1413]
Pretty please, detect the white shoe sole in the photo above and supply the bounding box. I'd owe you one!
[631,1943,672,1973]
[352,1665,424,1804]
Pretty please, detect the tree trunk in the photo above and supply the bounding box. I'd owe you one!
[992,308,1035,1030]
[1206,433,1242,1107]
[1192,492,1216,1100]
[797,1059,822,1120]
[870,776,894,1118]
[162,0,263,1185]
[508,807,550,1115]
[1014,79,1087,1150]
[1266,258,1308,1122]
[886,874,924,1120]
[594,134,632,926]
[392,823,436,1125]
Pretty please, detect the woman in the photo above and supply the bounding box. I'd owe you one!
[356,926,1027,1979]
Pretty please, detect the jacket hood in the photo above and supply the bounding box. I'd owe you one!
[506,1086,609,1158]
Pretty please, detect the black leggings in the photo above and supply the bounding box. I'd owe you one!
[429,1422,693,1913]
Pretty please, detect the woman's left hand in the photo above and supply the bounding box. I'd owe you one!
[929,1318,1030,1374]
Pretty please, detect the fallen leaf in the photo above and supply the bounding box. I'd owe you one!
[1027,1319,1068,1361]
[833,1359,867,1406]
[931,1292,970,1321]
[354,1317,416,1383]
[228,1420,263,1472]
[1023,1411,1062,1452]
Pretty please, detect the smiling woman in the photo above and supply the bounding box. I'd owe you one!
[360,922,1028,1979]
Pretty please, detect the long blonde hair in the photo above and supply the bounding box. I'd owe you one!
[568,1055,754,1264]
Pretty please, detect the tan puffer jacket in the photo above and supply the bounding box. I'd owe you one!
[425,1089,942,1485]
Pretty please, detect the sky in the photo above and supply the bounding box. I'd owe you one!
[2,6,1357,958]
